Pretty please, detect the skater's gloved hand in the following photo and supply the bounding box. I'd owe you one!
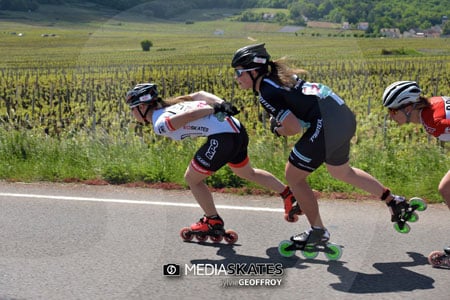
[212,102,240,116]
[270,116,281,137]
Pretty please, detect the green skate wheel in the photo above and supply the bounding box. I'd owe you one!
[394,222,411,234]
[302,245,319,259]
[406,212,419,222]
[409,197,427,211]
[325,243,343,261]
[278,240,296,257]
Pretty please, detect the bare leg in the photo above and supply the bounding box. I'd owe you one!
[285,162,324,227]
[229,158,287,194]
[184,161,217,216]
[326,162,386,199]
[438,170,450,210]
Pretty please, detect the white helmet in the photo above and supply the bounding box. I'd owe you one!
[382,81,422,109]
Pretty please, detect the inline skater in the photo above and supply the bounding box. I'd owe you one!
[125,83,302,243]
[382,81,450,265]
[230,43,411,249]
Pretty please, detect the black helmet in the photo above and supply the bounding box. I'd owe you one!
[231,43,270,68]
[126,83,158,108]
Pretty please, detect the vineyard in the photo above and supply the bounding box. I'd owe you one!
[0,12,450,202]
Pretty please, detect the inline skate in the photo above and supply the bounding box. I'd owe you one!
[180,215,238,244]
[278,227,343,260]
[281,187,303,222]
[428,246,450,268]
[387,196,427,233]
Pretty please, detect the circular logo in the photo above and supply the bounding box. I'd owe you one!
[166,265,178,275]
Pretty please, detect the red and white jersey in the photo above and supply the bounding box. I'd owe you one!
[152,100,240,140]
[420,96,450,141]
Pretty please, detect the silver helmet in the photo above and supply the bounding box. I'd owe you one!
[382,81,422,109]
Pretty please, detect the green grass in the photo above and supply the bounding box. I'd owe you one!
[0,4,450,203]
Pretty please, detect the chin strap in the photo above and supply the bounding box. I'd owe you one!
[251,72,267,96]
[251,62,274,95]
[406,112,411,123]
[137,105,152,125]
[401,103,417,124]
[400,109,412,123]
[249,72,258,96]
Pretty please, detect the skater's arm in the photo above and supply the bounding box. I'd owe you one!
[275,111,302,136]
[437,118,450,128]
[165,104,214,130]
[189,91,225,105]
[430,118,450,138]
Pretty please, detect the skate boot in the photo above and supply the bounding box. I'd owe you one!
[291,227,330,248]
[278,227,343,260]
[382,189,427,234]
[180,215,238,244]
[428,246,450,268]
[280,186,303,222]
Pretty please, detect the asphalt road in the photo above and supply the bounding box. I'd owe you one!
[0,181,448,300]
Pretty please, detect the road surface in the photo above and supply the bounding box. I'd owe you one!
[0,181,448,299]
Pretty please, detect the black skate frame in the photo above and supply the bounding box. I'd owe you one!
[285,240,342,255]
[187,228,234,240]
[394,201,422,230]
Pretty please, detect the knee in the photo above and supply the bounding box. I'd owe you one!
[231,165,255,181]
[285,164,309,185]
[327,164,350,180]
[285,171,308,187]
[438,182,450,207]
[285,174,298,186]
[184,167,200,186]
[184,170,193,185]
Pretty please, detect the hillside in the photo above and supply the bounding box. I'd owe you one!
[1,0,449,34]
[0,2,124,24]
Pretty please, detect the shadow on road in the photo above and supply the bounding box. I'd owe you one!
[190,243,434,294]
[327,251,435,293]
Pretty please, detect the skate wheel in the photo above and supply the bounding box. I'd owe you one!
[302,245,319,259]
[410,197,427,211]
[394,222,410,234]
[224,230,238,244]
[428,251,445,267]
[180,227,193,241]
[195,234,208,242]
[325,243,343,261]
[406,212,419,222]
[210,235,223,243]
[278,240,296,258]
[284,213,299,223]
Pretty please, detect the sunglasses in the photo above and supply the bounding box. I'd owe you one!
[388,108,398,115]
[388,106,410,116]
[234,67,260,78]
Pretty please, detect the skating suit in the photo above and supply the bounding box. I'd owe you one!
[420,96,450,141]
[258,77,356,171]
[152,100,240,140]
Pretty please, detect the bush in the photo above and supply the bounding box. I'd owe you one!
[205,167,245,188]
[140,40,153,51]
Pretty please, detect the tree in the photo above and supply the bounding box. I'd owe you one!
[443,21,450,35]
[140,40,153,52]
[0,0,39,11]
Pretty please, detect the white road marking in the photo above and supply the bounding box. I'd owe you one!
[0,192,283,213]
